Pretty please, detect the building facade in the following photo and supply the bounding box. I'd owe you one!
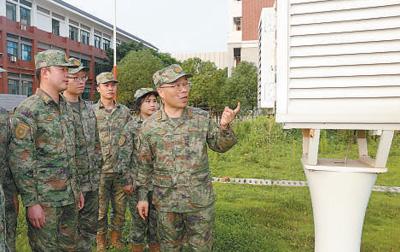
[227,0,275,75]
[171,51,229,69]
[0,0,156,100]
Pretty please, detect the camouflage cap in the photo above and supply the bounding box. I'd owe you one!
[35,49,77,70]
[134,87,158,101]
[68,58,88,74]
[96,72,118,85]
[0,67,6,73]
[153,64,192,87]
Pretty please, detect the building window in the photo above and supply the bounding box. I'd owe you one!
[21,44,32,61]
[6,2,17,21]
[8,79,19,95]
[94,35,102,48]
[7,41,18,58]
[234,47,241,66]
[69,25,79,41]
[233,17,242,31]
[81,30,90,45]
[20,6,31,26]
[103,39,111,50]
[52,19,60,36]
[8,74,33,96]
[80,59,89,67]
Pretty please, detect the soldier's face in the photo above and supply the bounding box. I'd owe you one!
[157,76,190,110]
[66,71,87,96]
[43,66,69,92]
[97,81,117,100]
[140,94,158,118]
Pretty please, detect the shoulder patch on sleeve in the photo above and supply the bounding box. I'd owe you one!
[15,122,30,139]
[118,135,126,146]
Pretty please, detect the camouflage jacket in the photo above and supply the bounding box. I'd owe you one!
[67,98,102,192]
[9,89,78,207]
[93,101,131,173]
[0,108,10,252]
[117,115,143,186]
[136,106,237,212]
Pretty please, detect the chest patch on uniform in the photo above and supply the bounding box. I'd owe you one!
[118,135,126,146]
[15,122,30,139]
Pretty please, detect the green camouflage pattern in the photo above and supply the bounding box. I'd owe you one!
[3,168,17,252]
[97,173,127,235]
[9,89,79,208]
[96,72,118,85]
[77,190,99,251]
[67,98,102,192]
[157,204,215,251]
[93,101,131,174]
[152,64,192,87]
[136,106,237,212]
[134,88,158,101]
[0,107,10,252]
[27,204,78,251]
[117,116,158,245]
[128,191,158,245]
[67,57,88,74]
[117,115,142,186]
[34,49,76,70]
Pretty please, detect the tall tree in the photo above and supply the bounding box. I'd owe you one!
[117,50,164,107]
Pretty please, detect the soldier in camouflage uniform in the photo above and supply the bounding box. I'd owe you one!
[136,64,240,251]
[8,50,84,251]
[118,88,160,252]
[0,81,11,252]
[3,162,18,252]
[94,72,132,251]
[64,58,102,251]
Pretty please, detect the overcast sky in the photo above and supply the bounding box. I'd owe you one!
[62,0,229,54]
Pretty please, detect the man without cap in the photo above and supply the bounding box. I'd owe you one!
[136,64,240,251]
[0,67,10,252]
[117,88,160,252]
[8,49,84,251]
[94,72,132,251]
[63,58,102,251]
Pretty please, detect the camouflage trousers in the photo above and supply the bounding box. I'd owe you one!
[97,173,126,235]
[4,183,18,252]
[0,187,10,252]
[127,191,158,245]
[77,190,99,251]
[27,203,78,252]
[157,204,215,252]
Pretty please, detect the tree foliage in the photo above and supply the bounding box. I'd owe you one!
[117,50,163,107]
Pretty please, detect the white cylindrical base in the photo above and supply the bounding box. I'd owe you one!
[304,166,377,252]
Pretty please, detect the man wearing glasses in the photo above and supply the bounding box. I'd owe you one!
[63,58,102,251]
[137,64,240,251]
[9,49,83,251]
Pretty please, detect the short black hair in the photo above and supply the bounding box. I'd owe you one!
[133,92,158,114]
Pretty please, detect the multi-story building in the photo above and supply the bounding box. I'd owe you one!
[171,51,229,69]
[227,0,275,75]
[0,0,157,100]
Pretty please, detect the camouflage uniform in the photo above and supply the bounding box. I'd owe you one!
[94,96,131,240]
[67,96,102,251]
[0,107,10,252]
[8,50,80,251]
[117,113,158,248]
[137,64,237,252]
[4,162,18,252]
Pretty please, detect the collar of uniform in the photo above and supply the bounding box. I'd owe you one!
[36,88,61,105]
[158,106,193,121]
[97,100,121,109]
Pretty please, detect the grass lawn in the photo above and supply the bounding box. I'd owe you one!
[15,116,400,251]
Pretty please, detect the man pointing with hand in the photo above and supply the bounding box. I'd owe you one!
[136,64,239,251]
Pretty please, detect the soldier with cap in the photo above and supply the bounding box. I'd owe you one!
[63,58,102,251]
[8,49,84,251]
[136,64,240,251]
[117,87,160,252]
[94,72,132,251]
[0,67,10,252]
